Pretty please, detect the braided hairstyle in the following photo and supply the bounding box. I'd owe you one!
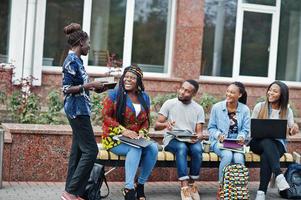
[116,65,150,126]
[63,23,88,47]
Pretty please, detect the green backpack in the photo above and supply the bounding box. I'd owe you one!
[220,164,250,200]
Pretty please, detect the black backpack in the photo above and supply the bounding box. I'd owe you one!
[279,163,301,199]
[84,163,110,200]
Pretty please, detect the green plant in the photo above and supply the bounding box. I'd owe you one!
[199,93,218,114]
[90,92,107,126]
[38,90,66,124]
[151,93,177,112]
[8,91,40,123]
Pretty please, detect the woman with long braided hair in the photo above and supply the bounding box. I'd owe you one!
[101,65,158,200]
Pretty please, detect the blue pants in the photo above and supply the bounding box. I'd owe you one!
[110,143,158,189]
[213,143,245,182]
[165,139,203,180]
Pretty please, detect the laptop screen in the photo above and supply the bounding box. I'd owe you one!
[251,119,287,139]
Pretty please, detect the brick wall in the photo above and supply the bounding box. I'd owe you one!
[2,123,301,182]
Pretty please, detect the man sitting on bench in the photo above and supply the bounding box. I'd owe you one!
[155,80,205,200]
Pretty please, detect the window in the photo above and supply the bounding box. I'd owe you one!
[0,0,10,63]
[201,0,237,77]
[201,0,299,83]
[41,0,174,74]
[43,0,84,66]
[88,0,126,67]
[239,11,272,77]
[132,0,170,73]
[276,0,301,82]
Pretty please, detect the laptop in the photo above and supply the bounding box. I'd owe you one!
[251,119,288,139]
[113,135,154,148]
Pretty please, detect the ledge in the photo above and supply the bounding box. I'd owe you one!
[1,123,300,142]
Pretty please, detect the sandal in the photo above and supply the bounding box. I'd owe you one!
[122,188,136,200]
[136,183,146,200]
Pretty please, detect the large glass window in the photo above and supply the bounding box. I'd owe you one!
[201,0,237,77]
[132,0,170,73]
[240,11,272,77]
[88,0,126,67]
[276,0,301,82]
[43,0,84,66]
[0,0,10,63]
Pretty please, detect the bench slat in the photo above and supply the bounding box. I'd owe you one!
[97,144,294,167]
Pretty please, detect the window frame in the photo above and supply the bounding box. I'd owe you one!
[200,0,301,86]
[41,0,176,78]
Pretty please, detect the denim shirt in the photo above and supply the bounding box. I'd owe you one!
[208,100,250,148]
[62,51,91,119]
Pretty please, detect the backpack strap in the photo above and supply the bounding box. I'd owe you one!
[100,175,110,198]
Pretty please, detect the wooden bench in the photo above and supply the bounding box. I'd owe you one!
[96,143,300,168]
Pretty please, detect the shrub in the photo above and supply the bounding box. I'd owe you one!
[151,93,177,112]
[8,91,40,123]
[199,93,219,114]
[90,92,107,126]
[38,90,66,125]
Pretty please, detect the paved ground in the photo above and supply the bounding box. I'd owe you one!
[0,181,284,200]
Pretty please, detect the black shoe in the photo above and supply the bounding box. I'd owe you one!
[136,184,146,200]
[123,188,136,200]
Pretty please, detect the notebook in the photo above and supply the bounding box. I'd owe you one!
[113,135,154,148]
[251,119,287,139]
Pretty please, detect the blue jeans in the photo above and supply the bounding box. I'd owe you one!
[213,143,245,182]
[165,139,203,180]
[110,143,158,189]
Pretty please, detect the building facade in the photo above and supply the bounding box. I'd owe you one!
[1,0,301,114]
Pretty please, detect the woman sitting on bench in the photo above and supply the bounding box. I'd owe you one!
[207,82,250,197]
[250,81,299,200]
[101,65,158,200]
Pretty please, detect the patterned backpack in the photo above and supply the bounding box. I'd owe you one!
[219,164,250,200]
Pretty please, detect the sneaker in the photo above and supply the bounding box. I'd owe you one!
[181,186,193,200]
[60,191,78,200]
[276,174,290,191]
[255,190,265,200]
[189,183,200,200]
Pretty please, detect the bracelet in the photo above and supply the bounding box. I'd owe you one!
[79,85,84,93]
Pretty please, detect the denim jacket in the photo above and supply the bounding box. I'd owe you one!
[208,100,250,147]
[62,51,91,119]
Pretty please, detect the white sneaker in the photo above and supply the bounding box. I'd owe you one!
[255,190,265,200]
[276,174,290,191]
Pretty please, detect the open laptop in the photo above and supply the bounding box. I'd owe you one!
[251,119,288,139]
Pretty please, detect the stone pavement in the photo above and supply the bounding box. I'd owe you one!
[0,181,284,200]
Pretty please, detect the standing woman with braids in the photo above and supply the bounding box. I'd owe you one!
[207,82,250,194]
[101,65,158,200]
[251,81,299,200]
[61,23,107,200]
